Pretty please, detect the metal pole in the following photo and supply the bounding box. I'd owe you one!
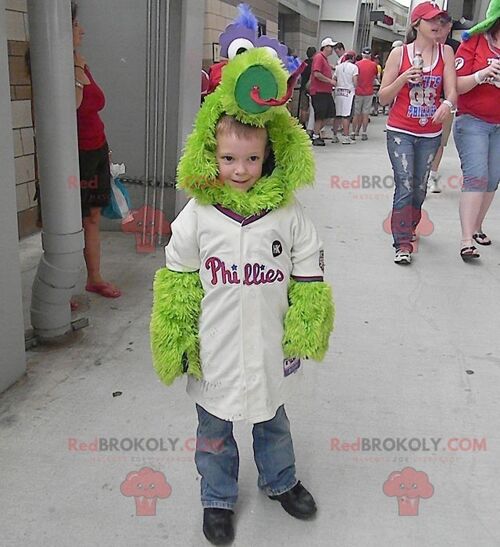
[142,0,152,247]
[150,0,161,247]
[28,0,85,339]
[158,0,170,246]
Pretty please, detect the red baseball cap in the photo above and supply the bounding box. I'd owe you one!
[410,2,447,24]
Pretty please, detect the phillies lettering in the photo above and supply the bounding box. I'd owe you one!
[407,75,442,119]
[205,257,284,286]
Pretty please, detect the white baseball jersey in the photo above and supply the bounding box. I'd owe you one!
[164,198,324,424]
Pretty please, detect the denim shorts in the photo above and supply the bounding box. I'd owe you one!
[453,114,500,192]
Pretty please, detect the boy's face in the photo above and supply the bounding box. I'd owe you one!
[216,130,268,193]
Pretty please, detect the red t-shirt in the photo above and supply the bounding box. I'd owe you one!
[309,51,333,95]
[455,34,500,124]
[77,66,106,151]
[355,59,378,95]
[387,44,445,137]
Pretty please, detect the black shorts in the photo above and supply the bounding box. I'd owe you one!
[311,93,335,121]
[79,142,111,217]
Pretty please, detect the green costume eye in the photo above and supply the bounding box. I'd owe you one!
[234,65,278,114]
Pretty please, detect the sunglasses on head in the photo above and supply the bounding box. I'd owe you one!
[438,14,452,24]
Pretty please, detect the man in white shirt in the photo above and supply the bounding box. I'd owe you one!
[333,51,359,144]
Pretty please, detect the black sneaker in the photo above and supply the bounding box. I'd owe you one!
[203,508,234,545]
[268,481,317,520]
[312,137,325,146]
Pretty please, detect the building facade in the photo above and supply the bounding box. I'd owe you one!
[203,0,321,68]
[5,0,37,238]
[318,0,409,62]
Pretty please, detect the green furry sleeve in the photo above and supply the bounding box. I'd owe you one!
[150,268,204,385]
[282,280,334,361]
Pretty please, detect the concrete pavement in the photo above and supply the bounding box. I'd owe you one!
[2,115,500,546]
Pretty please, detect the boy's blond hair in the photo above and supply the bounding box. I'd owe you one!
[216,115,268,143]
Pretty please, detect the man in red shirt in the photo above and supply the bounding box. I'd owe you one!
[353,47,378,140]
[309,37,336,146]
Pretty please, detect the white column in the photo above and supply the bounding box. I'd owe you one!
[27,0,85,339]
[175,0,205,214]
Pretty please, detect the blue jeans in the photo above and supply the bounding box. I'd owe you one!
[453,114,500,192]
[195,404,297,510]
[387,130,441,250]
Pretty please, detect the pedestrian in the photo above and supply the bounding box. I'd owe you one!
[309,38,336,146]
[72,2,121,297]
[379,1,457,265]
[333,41,347,62]
[353,47,379,140]
[427,13,460,193]
[453,0,500,261]
[333,51,359,144]
[150,49,334,545]
[298,46,316,135]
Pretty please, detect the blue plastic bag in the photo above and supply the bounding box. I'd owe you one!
[102,177,132,220]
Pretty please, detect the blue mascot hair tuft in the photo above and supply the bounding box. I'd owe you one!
[286,55,301,73]
[235,3,258,32]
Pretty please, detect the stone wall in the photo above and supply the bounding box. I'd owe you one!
[5,0,38,238]
[203,0,279,68]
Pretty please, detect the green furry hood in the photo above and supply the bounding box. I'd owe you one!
[177,48,315,217]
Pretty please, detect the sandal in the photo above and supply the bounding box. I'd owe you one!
[472,232,491,246]
[460,246,480,261]
[85,282,122,298]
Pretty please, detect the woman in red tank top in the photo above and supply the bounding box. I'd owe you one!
[379,2,457,265]
[72,3,121,299]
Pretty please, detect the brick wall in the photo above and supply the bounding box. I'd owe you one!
[5,0,38,239]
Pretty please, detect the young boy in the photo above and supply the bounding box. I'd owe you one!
[151,48,334,545]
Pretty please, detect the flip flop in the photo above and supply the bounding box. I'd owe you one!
[85,282,122,298]
[472,232,491,246]
[460,246,480,261]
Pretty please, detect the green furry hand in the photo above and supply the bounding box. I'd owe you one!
[282,280,334,361]
[150,268,204,385]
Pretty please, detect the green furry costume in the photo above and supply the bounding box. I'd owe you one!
[150,48,334,387]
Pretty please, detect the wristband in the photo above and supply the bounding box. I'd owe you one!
[75,80,84,89]
[442,99,454,109]
[474,71,484,85]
